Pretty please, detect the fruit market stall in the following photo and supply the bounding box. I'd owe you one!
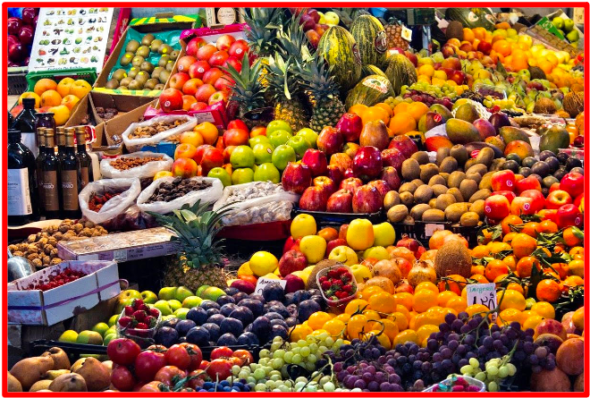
[5,5,586,394]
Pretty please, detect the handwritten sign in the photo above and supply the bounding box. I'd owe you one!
[466,283,497,321]
[254,277,286,295]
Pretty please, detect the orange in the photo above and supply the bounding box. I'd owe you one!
[511,233,537,258]
[536,279,562,303]
[437,275,467,295]
[318,227,338,242]
[40,90,62,107]
[492,40,511,57]
[372,318,399,342]
[446,297,467,314]
[388,113,416,135]
[393,102,410,115]
[531,302,555,319]
[471,265,485,275]
[416,324,440,345]
[388,311,409,331]
[406,102,429,121]
[503,232,518,244]
[471,274,489,284]
[521,222,539,238]
[362,106,390,125]
[393,329,419,345]
[415,281,439,294]
[563,227,582,247]
[345,299,369,314]
[472,246,489,258]
[349,103,369,118]
[437,291,458,307]
[562,275,584,291]
[536,220,558,234]
[568,260,584,277]
[34,78,58,96]
[47,105,70,126]
[516,256,540,278]
[393,292,413,311]
[369,291,397,314]
[374,102,393,116]
[194,122,219,146]
[308,311,332,330]
[485,260,509,282]
[497,308,523,327]
[497,289,526,311]
[359,286,385,300]
[347,314,369,339]
[501,215,523,235]
[465,304,489,318]
[506,282,524,295]
[463,28,475,43]
[504,255,517,271]
[473,27,487,41]
[570,247,584,256]
[547,262,568,279]
[323,319,346,336]
[413,289,438,313]
[417,64,435,77]
[488,241,511,254]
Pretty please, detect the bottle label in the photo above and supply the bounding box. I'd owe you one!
[43,171,60,211]
[80,167,90,189]
[7,168,33,216]
[61,170,79,211]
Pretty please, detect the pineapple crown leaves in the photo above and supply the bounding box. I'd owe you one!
[223,53,267,106]
[273,16,313,62]
[298,56,342,101]
[244,8,286,56]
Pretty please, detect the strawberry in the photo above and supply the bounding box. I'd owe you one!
[133,299,144,309]
[342,284,352,292]
[332,279,343,287]
[138,304,149,312]
[328,270,338,279]
[135,322,148,329]
[319,276,328,283]
[149,308,160,317]
[132,310,147,322]
[118,316,132,327]
[321,281,331,290]
[337,267,348,276]
[124,305,134,316]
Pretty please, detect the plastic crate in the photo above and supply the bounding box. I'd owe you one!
[30,340,108,362]
[26,68,98,92]
[8,67,28,96]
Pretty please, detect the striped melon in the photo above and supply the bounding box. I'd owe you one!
[350,15,387,68]
[384,54,417,96]
[362,64,388,78]
[317,26,362,92]
[345,75,395,109]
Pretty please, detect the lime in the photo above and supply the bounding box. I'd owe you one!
[92,322,110,337]
[108,314,120,327]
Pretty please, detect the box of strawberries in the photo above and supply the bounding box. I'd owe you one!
[7,260,120,326]
[144,23,248,128]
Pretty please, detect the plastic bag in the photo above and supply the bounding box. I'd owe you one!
[79,178,142,225]
[100,205,159,232]
[122,115,197,152]
[100,151,173,179]
[213,181,299,226]
[137,177,223,214]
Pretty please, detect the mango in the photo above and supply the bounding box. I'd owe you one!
[454,103,480,123]
[499,126,530,145]
[504,140,534,159]
[539,126,570,153]
[446,119,481,145]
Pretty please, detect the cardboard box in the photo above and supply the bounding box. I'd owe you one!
[103,100,156,147]
[144,24,247,128]
[7,260,120,326]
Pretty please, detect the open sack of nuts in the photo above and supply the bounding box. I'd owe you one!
[78,178,143,225]
[121,115,197,152]
[100,151,173,179]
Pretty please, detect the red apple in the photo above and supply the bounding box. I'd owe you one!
[352,185,383,213]
[490,190,516,204]
[282,162,312,194]
[313,176,337,196]
[208,91,228,105]
[299,186,328,211]
[194,145,213,164]
[478,41,492,55]
[560,172,583,199]
[283,274,305,294]
[223,146,236,163]
[223,57,242,73]
[545,190,573,209]
[326,164,344,186]
[279,250,308,276]
[539,208,558,222]
[186,37,207,56]
[301,149,328,177]
[511,196,535,216]
[329,153,353,174]
[214,76,235,92]
[216,34,236,51]
[381,148,405,170]
[223,128,249,147]
[520,189,545,213]
[339,177,363,193]
[404,51,418,67]
[326,190,353,213]
[380,166,401,191]
[169,72,191,90]
[228,40,249,58]
[227,120,248,131]
[516,175,542,194]
[491,170,516,192]
[574,193,584,211]
[450,70,466,85]
[368,179,391,198]
[189,61,211,79]
[484,195,510,220]
[208,51,229,67]
[353,146,383,181]
[388,135,418,158]
[177,56,197,73]
[200,147,224,176]
[336,113,363,142]
[441,57,462,71]
[317,127,344,156]
[299,14,316,31]
[160,88,183,112]
[195,84,216,103]
[283,237,302,254]
[182,78,203,95]
[326,238,348,256]
[190,102,208,111]
[343,168,356,179]
[196,44,217,61]
[202,68,223,85]
[555,204,582,229]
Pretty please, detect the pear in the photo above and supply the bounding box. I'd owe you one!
[359,120,390,150]
[74,357,110,391]
[42,347,71,370]
[49,373,88,392]
[70,358,87,373]
[29,380,53,392]
[10,356,54,390]
[7,372,22,392]
[102,360,114,374]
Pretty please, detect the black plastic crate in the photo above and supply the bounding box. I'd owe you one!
[8,67,28,96]
[391,221,481,248]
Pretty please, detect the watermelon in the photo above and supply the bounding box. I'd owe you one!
[317,26,362,92]
[384,54,417,96]
[350,15,387,68]
[345,75,395,109]
[445,8,496,30]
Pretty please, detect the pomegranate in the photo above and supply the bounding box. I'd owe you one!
[395,279,414,294]
[372,260,402,285]
[407,260,437,287]
[396,235,423,258]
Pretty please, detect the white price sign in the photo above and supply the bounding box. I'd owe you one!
[254,277,286,295]
[466,283,497,321]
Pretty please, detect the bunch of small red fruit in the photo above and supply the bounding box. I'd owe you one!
[24,268,87,291]
[159,34,248,113]
[319,266,357,302]
[118,299,160,333]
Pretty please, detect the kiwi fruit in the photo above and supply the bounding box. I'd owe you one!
[410,204,432,221]
[431,184,448,197]
[119,77,132,87]
[151,39,163,53]
[434,240,472,277]
[111,69,127,81]
[435,193,456,210]
[439,172,449,182]
[437,147,450,165]
[422,209,445,222]
[447,188,464,203]
[127,67,139,79]
[399,182,417,194]
[135,71,150,84]
[445,202,471,222]
[470,200,485,217]
[136,45,150,58]
[151,66,164,79]
[428,198,437,208]
[158,54,170,67]
[141,61,155,73]
[479,173,493,190]
[132,56,145,67]
[120,52,134,66]
[449,145,468,166]
[169,50,179,60]
[105,79,119,89]
[411,151,430,165]
[460,212,480,227]
[466,163,488,176]
[439,157,458,173]
[465,172,482,185]
[141,33,155,46]
[128,80,144,90]
[447,171,466,188]
[159,44,173,55]
[475,147,495,167]
[154,84,165,90]
[411,179,425,187]
[401,158,421,180]
[387,205,409,223]
[469,189,491,203]
[307,259,340,290]
[125,40,140,53]
[464,158,476,170]
[166,60,175,72]
[414,185,434,204]
[144,78,159,90]
[459,179,478,202]
[429,175,446,186]
[158,70,170,84]
[400,192,414,206]
[420,164,439,183]
[490,158,506,172]
[383,191,400,209]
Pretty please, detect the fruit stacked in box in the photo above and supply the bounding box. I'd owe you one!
[7,7,38,67]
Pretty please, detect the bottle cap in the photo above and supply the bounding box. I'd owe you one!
[22,98,36,108]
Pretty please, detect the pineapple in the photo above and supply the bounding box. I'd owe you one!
[148,201,232,292]
[244,8,285,57]
[298,57,347,132]
[385,18,409,50]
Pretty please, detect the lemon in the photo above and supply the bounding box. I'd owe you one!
[237,261,253,277]
[249,251,279,277]
[58,330,78,343]
[91,322,110,337]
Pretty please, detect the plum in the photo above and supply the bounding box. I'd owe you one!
[220,303,237,317]
[232,292,248,303]
[186,326,210,346]
[200,300,220,311]
[220,317,244,336]
[298,299,321,322]
[267,305,289,319]
[217,295,235,306]
[239,299,264,318]
[265,312,284,321]
[175,319,197,336]
[187,307,208,325]
[270,319,288,329]
[202,323,220,341]
[229,307,254,325]
[262,283,285,302]
[206,314,225,326]
[155,326,179,347]
[251,316,271,342]
[237,332,260,346]
[206,308,220,318]
[224,287,239,296]
[285,317,298,327]
[217,333,239,346]
[269,325,288,340]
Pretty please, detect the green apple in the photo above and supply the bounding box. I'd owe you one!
[268,129,293,148]
[167,299,182,312]
[254,163,280,183]
[154,300,173,316]
[230,145,255,168]
[564,19,574,33]
[252,143,274,164]
[518,69,531,82]
[161,314,175,322]
[287,135,311,158]
[566,30,579,43]
[58,330,79,343]
[141,290,158,304]
[116,289,142,313]
[249,135,272,148]
[103,333,117,346]
[108,314,120,327]
[296,128,318,149]
[552,16,564,30]
[158,287,177,301]
[77,330,103,345]
[196,285,210,298]
[271,144,296,171]
[182,296,203,308]
[324,11,340,25]
[174,308,190,320]
[266,120,292,135]
[231,167,254,185]
[202,286,225,301]
[208,167,232,187]
[175,286,195,302]
[92,322,110,337]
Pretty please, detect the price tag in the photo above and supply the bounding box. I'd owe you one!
[254,277,286,295]
[466,283,497,321]
[424,223,445,237]
[112,249,128,263]
[401,26,413,42]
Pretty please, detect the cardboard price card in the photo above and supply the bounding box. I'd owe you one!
[466,283,497,321]
[254,277,286,295]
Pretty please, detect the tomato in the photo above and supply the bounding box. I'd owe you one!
[146,344,168,353]
[138,381,164,392]
[199,360,210,370]
[206,359,232,381]
[187,370,207,390]
[134,350,167,381]
[154,365,187,386]
[107,338,141,366]
[210,346,234,360]
[111,365,136,391]
[179,343,203,371]
[233,349,254,366]
[165,345,191,370]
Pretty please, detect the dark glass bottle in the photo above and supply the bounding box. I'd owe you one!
[35,112,56,131]
[56,126,67,162]
[8,129,39,225]
[35,128,47,217]
[41,129,62,219]
[8,111,15,128]
[13,98,39,156]
[75,126,93,189]
[60,129,81,219]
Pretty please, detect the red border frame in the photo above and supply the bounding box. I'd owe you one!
[3,3,589,397]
